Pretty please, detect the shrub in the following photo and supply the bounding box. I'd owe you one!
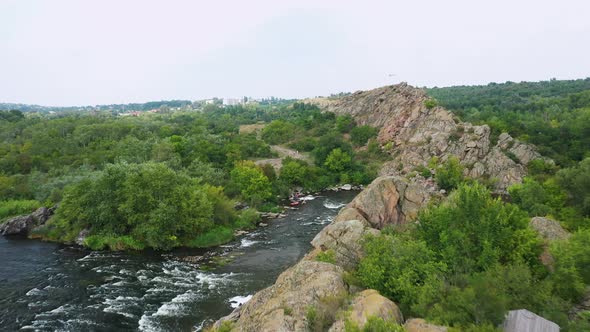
[424,99,438,109]
[315,249,336,264]
[345,316,405,332]
[435,157,464,191]
[0,199,41,221]
[350,125,379,146]
[187,226,234,248]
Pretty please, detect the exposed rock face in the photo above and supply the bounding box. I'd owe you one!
[0,207,53,236]
[347,175,432,228]
[530,217,571,241]
[311,219,379,270]
[530,217,571,268]
[216,260,347,332]
[328,289,403,332]
[404,318,448,332]
[321,83,550,191]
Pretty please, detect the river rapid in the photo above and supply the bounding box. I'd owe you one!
[0,191,356,332]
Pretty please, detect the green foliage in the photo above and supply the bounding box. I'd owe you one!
[336,115,355,133]
[435,157,464,191]
[414,165,433,178]
[324,148,353,173]
[186,226,234,248]
[51,162,216,250]
[557,158,590,217]
[424,99,438,109]
[315,249,336,264]
[261,120,297,145]
[279,157,310,186]
[344,316,406,332]
[0,199,41,221]
[230,161,272,206]
[84,235,145,251]
[350,125,378,146]
[355,183,566,328]
[234,208,260,230]
[418,183,541,274]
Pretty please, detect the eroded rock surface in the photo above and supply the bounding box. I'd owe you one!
[0,207,54,236]
[347,176,431,228]
[328,289,403,332]
[321,83,550,190]
[311,219,379,270]
[216,260,347,331]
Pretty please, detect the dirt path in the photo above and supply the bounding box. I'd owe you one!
[255,145,312,171]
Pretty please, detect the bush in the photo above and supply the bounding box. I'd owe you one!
[186,226,234,248]
[344,316,405,332]
[350,125,379,146]
[0,199,41,221]
[315,249,336,264]
[435,157,464,191]
[50,162,217,250]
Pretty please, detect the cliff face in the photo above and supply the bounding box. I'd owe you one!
[324,83,550,191]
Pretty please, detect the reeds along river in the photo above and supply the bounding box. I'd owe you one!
[0,191,356,332]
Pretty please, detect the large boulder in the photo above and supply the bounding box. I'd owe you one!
[530,217,570,241]
[404,318,448,332]
[0,215,35,236]
[333,207,368,224]
[311,219,379,270]
[529,217,570,268]
[347,176,430,229]
[328,289,403,331]
[215,260,348,331]
[0,207,54,236]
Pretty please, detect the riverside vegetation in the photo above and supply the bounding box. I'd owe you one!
[2,79,590,331]
[0,102,384,250]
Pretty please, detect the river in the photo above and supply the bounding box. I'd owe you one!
[0,191,356,332]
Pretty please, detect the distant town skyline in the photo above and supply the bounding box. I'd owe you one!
[1,0,589,106]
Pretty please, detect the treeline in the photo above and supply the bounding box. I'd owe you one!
[0,103,383,250]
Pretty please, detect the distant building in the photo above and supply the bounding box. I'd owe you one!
[502,309,559,332]
[223,98,241,106]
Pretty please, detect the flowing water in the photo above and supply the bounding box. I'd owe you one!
[0,191,356,332]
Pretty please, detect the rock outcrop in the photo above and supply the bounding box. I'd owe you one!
[215,260,347,331]
[321,83,550,191]
[328,289,403,331]
[347,176,433,228]
[530,217,571,241]
[404,318,448,332]
[530,217,571,268]
[0,207,54,236]
[311,219,379,270]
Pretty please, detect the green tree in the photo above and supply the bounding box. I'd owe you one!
[350,125,379,146]
[230,160,272,205]
[324,148,352,173]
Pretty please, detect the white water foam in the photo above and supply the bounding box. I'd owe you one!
[229,294,252,308]
[240,239,259,247]
[323,200,345,209]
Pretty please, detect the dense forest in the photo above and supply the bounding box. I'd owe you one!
[0,103,383,250]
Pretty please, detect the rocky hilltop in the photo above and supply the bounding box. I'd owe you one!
[323,83,550,190]
[211,84,553,331]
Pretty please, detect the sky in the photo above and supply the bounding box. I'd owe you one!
[1,0,589,106]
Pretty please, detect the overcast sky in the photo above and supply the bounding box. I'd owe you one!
[1,0,589,106]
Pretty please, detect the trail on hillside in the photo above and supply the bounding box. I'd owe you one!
[254,145,311,170]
